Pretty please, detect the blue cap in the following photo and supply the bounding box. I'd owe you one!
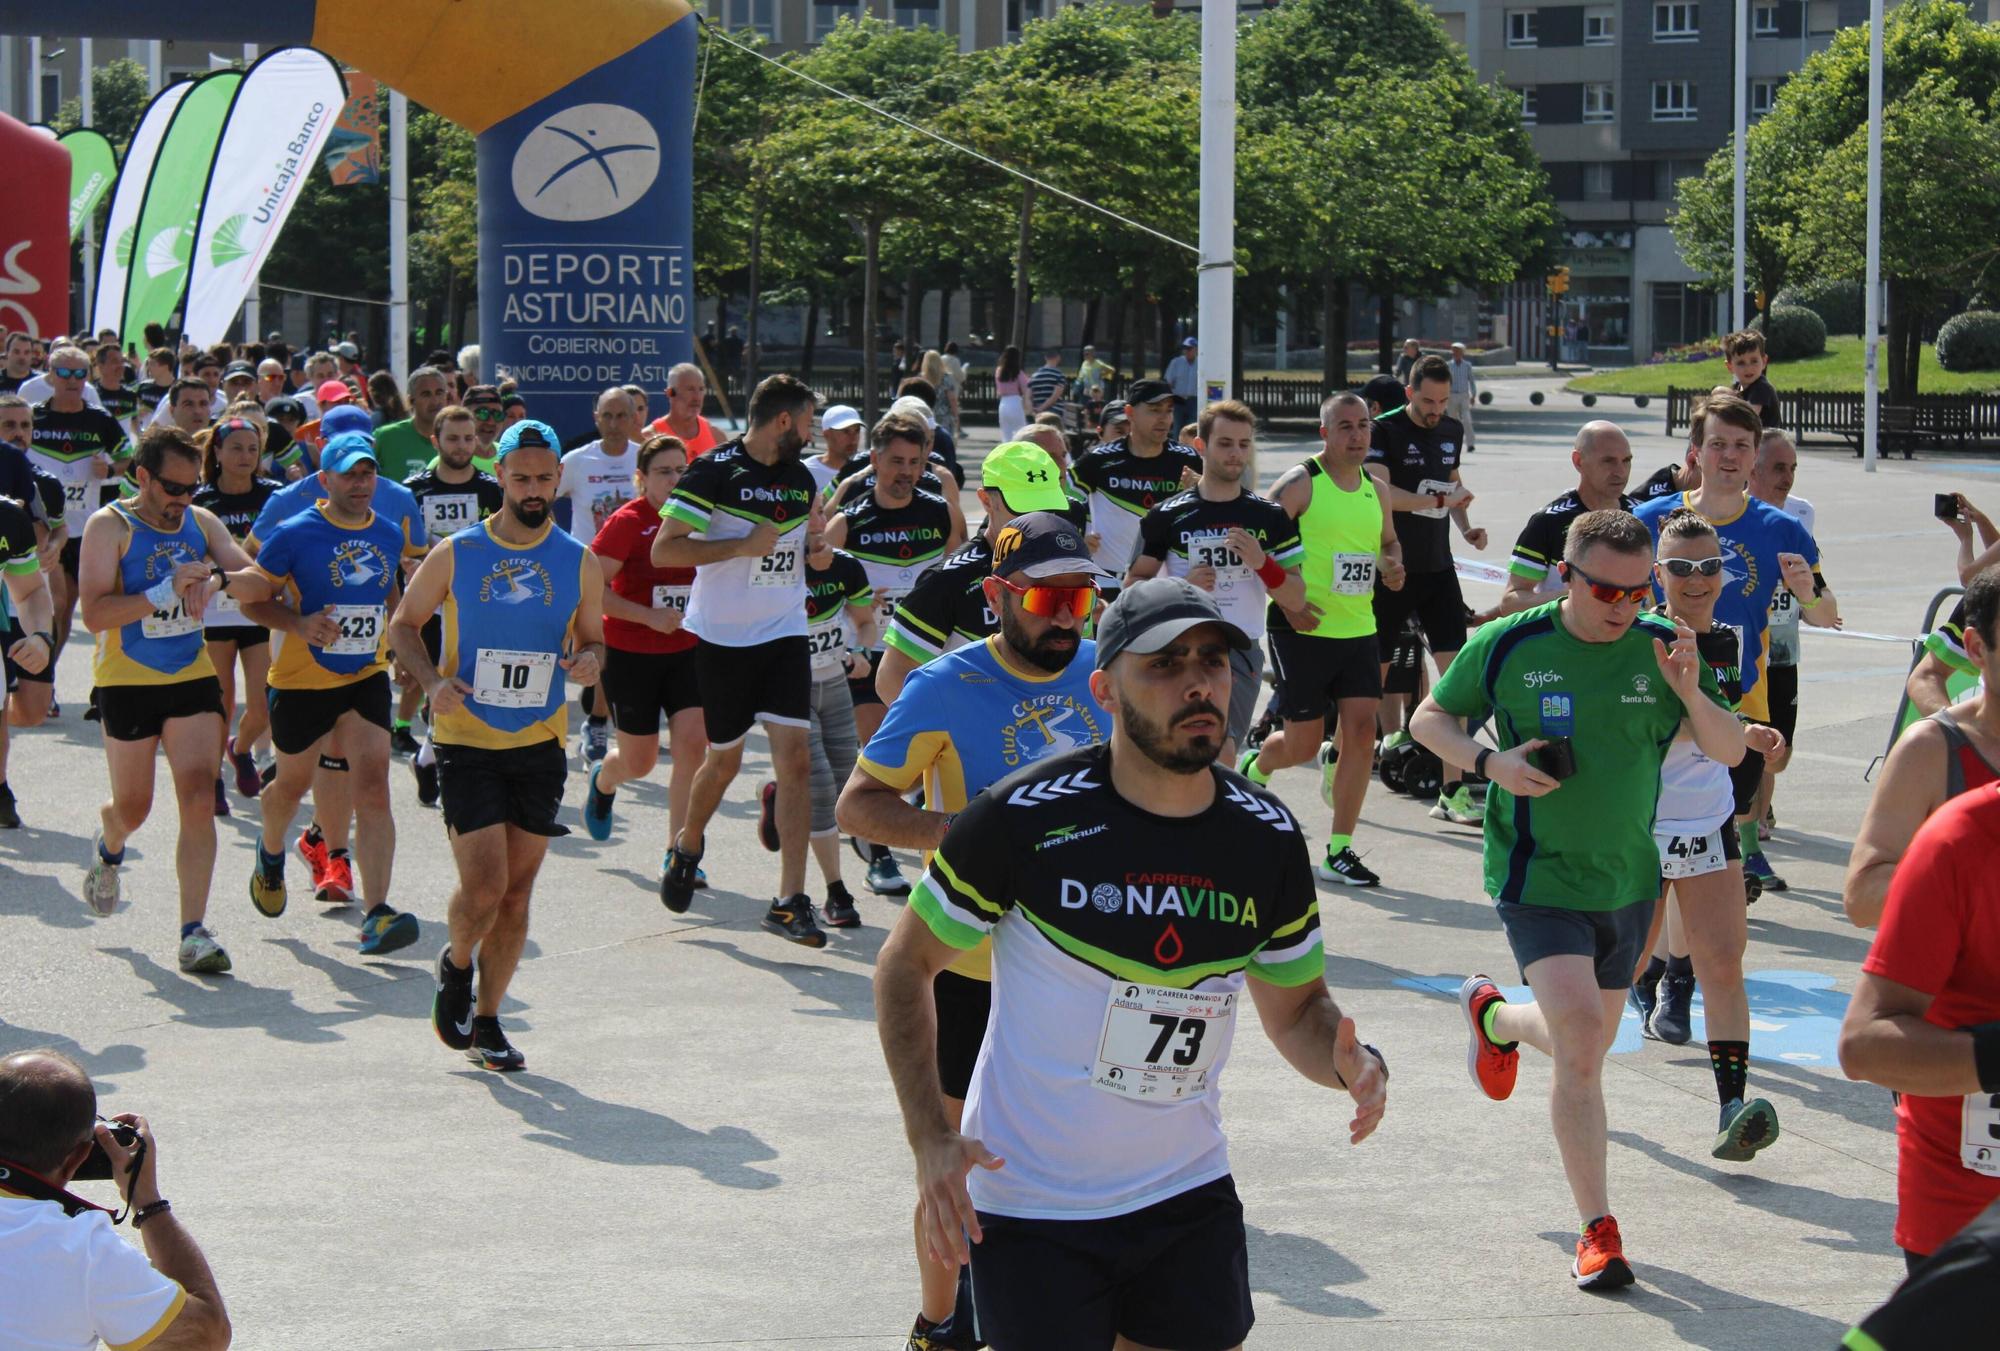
[320,433,379,476]
[320,404,373,440]
[496,419,559,459]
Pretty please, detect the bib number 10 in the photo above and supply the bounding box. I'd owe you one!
[472,648,556,708]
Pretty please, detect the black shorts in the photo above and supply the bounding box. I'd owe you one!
[266,670,393,756]
[205,623,269,648]
[1267,628,1381,721]
[435,739,570,838]
[935,969,992,1101]
[601,644,702,736]
[1372,567,1468,657]
[97,676,225,742]
[1760,663,1799,749]
[3,620,54,687]
[1729,746,1765,818]
[970,1175,1253,1351]
[59,536,81,581]
[1495,896,1654,990]
[420,612,444,665]
[695,635,811,748]
[848,650,885,710]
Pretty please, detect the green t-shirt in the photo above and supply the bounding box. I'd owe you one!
[1429,599,1726,911]
[373,419,433,480]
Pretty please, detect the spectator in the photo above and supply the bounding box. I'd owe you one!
[889,339,911,388]
[1027,350,1067,419]
[367,371,408,428]
[994,345,1029,441]
[1447,342,1479,452]
[1165,335,1199,431]
[457,343,481,385]
[919,350,955,439]
[0,1049,232,1349]
[1075,344,1114,403]
[1395,338,1421,385]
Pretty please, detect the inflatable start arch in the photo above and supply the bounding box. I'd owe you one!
[16,0,697,437]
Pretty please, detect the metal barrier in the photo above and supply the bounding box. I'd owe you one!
[1665,387,2000,456]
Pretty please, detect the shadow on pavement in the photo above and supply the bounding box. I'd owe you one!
[266,936,443,1021]
[1608,1129,1898,1255]
[0,823,90,869]
[1321,882,1502,935]
[0,1020,149,1101]
[683,936,875,1020]
[1536,1231,1858,1345]
[1733,1057,1897,1136]
[0,858,93,929]
[100,946,370,1045]
[464,1069,782,1189]
[1244,1223,1379,1319]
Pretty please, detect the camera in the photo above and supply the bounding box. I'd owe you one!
[72,1118,139,1182]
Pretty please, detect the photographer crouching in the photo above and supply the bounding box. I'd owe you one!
[0,1049,231,1349]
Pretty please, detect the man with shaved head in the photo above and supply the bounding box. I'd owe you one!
[649,361,719,457]
[0,1049,232,1349]
[556,386,646,760]
[1479,420,1636,623]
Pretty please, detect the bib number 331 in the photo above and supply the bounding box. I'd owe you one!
[1092,982,1233,1103]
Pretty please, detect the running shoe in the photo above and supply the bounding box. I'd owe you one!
[763,893,827,948]
[1234,746,1270,787]
[1317,740,1338,809]
[1631,967,1662,1033]
[661,853,709,891]
[0,782,19,829]
[467,1015,526,1072]
[1573,1215,1635,1291]
[296,827,332,893]
[317,852,356,905]
[357,906,420,956]
[412,752,440,808]
[905,1314,977,1351]
[178,925,232,974]
[84,834,121,916]
[1379,728,1411,752]
[1458,974,1519,1101]
[660,844,702,913]
[582,719,608,763]
[1649,972,1695,1045]
[1743,850,1787,893]
[212,776,231,818]
[757,781,780,852]
[1430,784,1483,826]
[390,724,421,756]
[432,947,476,1051]
[1712,1097,1781,1163]
[867,853,911,897]
[823,881,861,928]
[583,764,615,841]
[1316,846,1380,887]
[248,858,287,918]
[230,744,262,798]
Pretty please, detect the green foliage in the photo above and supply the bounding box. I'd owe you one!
[1774,278,1864,336]
[1936,310,2000,371]
[1749,303,1827,361]
[52,58,151,150]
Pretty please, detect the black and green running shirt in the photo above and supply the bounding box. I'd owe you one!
[911,742,1323,1220]
[661,439,818,647]
[1072,437,1204,575]
[1428,599,1727,911]
[835,487,954,635]
[883,534,995,664]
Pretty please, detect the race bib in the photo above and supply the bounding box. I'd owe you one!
[1412,478,1457,520]
[1963,1094,2000,1177]
[322,604,385,656]
[1767,588,1802,664]
[1092,981,1234,1104]
[1657,831,1726,879]
[651,583,691,613]
[62,480,91,518]
[808,619,848,677]
[473,647,556,709]
[874,587,909,627]
[1332,552,1376,596]
[1186,532,1247,592]
[750,544,800,589]
[140,593,200,640]
[423,494,480,541]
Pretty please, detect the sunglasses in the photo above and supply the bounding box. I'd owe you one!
[471,407,505,422]
[50,365,88,380]
[1563,562,1653,605]
[1659,557,1723,578]
[152,475,199,499]
[994,575,1098,619]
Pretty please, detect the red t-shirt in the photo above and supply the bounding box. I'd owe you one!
[1866,782,2000,1254]
[646,414,719,458]
[590,497,696,655]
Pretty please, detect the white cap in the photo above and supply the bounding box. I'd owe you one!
[821,404,863,431]
[888,394,937,430]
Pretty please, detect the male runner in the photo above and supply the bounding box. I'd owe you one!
[77,428,254,972]
[30,344,130,689]
[231,433,420,956]
[1070,378,1202,597]
[647,362,720,457]
[1126,399,1304,764]
[1238,392,1405,886]
[1484,421,1634,623]
[784,539,876,928]
[460,385,506,471]
[808,405,864,495]
[874,576,1388,1350]
[0,489,53,827]
[392,417,605,1071]
[1747,428,1824,839]
[654,374,824,942]
[0,395,63,760]
[373,366,451,479]
[1413,509,1749,1291]
[1367,353,1486,826]
[557,387,641,762]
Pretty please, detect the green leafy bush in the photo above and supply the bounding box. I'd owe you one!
[1937,310,2000,371]
[1774,279,1864,336]
[1749,304,1827,361]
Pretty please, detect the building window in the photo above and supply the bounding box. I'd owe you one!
[1519,87,1539,124]
[1653,158,1706,197]
[1584,83,1615,123]
[1652,80,1697,121]
[724,0,775,39]
[813,0,860,40]
[1808,0,1838,34]
[1652,282,1717,352]
[1004,0,1043,40]
[39,70,61,118]
[1585,5,1616,44]
[1654,2,1699,41]
[1508,9,1539,46]
[1752,1,1781,36]
[1582,162,1615,200]
[1751,77,1781,117]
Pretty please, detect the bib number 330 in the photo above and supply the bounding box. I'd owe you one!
[1092,982,1233,1103]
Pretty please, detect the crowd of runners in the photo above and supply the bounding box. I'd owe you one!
[1,327,1994,1351]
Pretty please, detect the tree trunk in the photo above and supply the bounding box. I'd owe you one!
[745,190,764,393]
[1011,183,1037,350]
[802,288,820,381]
[1375,290,1395,374]
[1108,290,1127,389]
[1081,295,1101,349]
[1157,302,1173,376]
[904,271,919,355]
[1904,299,1924,401]
[1230,306,1245,395]
[1886,282,1913,404]
[936,285,951,352]
[1321,274,1345,392]
[863,215,882,427]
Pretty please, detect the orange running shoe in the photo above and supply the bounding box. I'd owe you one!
[317,852,355,904]
[1458,974,1519,1101]
[296,826,331,892]
[1573,1215,1635,1291]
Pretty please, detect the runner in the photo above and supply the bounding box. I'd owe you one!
[229,433,421,957]
[1070,379,1202,600]
[807,404,864,496]
[1411,509,1748,1291]
[0,394,63,744]
[824,411,963,896]
[391,417,606,1072]
[1235,392,1405,887]
[557,387,642,763]
[783,538,876,927]
[653,374,824,942]
[647,362,720,457]
[396,405,504,767]
[1126,399,1304,765]
[460,385,505,471]
[29,343,130,693]
[1366,353,1486,826]
[372,365,450,480]
[76,427,255,973]
[190,416,283,813]
[873,575,1387,1350]
[1747,428,1834,842]
[1015,422,1091,530]
[0,488,53,828]
[1482,422,1633,623]
[579,435,709,892]
[874,442,1072,704]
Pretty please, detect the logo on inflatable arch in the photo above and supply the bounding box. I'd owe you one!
[0,242,43,338]
[509,103,661,223]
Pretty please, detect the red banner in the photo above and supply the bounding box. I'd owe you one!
[0,112,72,339]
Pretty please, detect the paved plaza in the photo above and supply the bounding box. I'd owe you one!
[0,379,1965,1348]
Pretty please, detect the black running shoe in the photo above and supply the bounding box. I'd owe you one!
[467,1015,526,1071]
[823,881,860,928]
[1316,846,1380,887]
[660,843,702,913]
[906,1313,977,1351]
[390,725,421,757]
[763,893,826,947]
[412,754,440,808]
[1649,972,1695,1045]
[432,947,475,1051]
[0,782,19,829]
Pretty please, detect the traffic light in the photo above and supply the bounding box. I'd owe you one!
[1547,266,1571,296]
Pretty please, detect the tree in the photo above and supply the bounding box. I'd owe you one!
[53,57,150,149]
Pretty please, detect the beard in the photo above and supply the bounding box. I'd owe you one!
[1123,695,1225,775]
[774,426,808,461]
[999,603,1080,673]
[510,498,550,529]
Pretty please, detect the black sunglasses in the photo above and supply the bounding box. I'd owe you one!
[1659,557,1723,578]
[151,475,199,499]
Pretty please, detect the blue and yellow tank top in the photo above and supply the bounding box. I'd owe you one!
[251,504,407,690]
[92,502,217,687]
[435,518,589,750]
